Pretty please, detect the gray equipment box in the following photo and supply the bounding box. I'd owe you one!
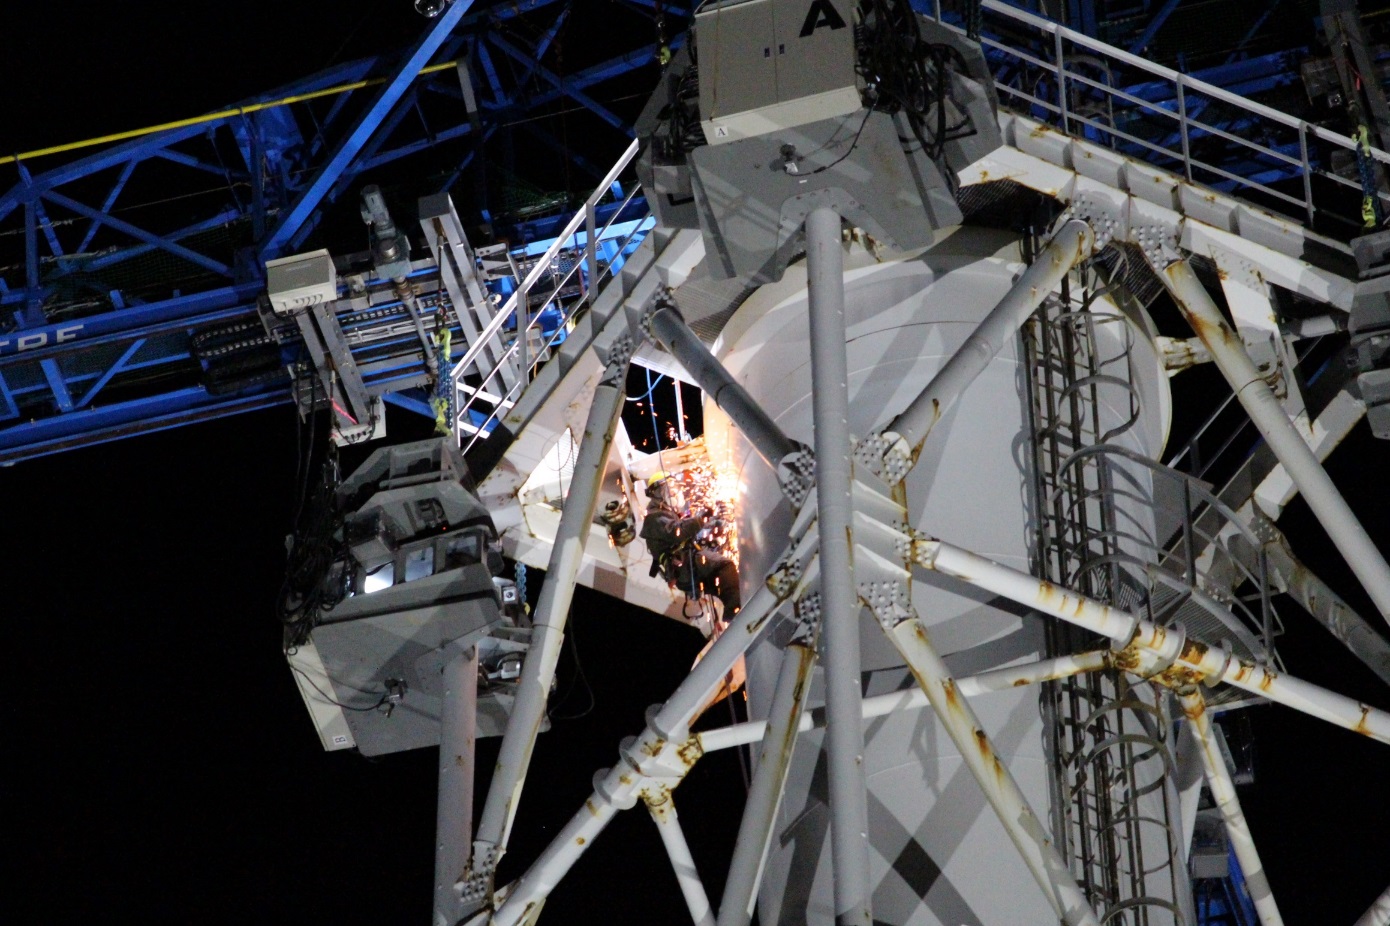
[287,438,534,757]
[697,0,860,144]
[310,564,506,757]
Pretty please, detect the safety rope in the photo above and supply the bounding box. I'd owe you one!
[515,562,529,616]
[1355,123,1385,228]
[430,308,454,435]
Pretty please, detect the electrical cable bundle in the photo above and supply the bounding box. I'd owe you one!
[279,376,352,649]
[661,58,708,157]
[279,453,352,648]
[854,0,978,162]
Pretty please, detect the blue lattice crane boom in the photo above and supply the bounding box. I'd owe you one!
[0,0,1366,465]
[0,0,675,463]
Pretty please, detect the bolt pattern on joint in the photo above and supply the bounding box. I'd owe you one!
[858,577,913,628]
[853,432,912,486]
[459,845,498,906]
[1065,195,1120,250]
[1133,223,1181,269]
[767,541,809,600]
[645,291,676,337]
[600,333,636,385]
[777,448,817,508]
[786,609,821,648]
[794,590,822,626]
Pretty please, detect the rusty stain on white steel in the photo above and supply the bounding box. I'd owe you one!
[695,649,1114,753]
[920,537,1390,745]
[1177,686,1283,925]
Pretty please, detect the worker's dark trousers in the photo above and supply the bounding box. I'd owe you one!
[694,552,740,616]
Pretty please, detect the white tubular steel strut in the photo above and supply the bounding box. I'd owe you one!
[881,612,1104,926]
[488,581,789,926]
[804,206,873,926]
[649,301,800,469]
[435,647,480,926]
[645,793,716,926]
[1150,254,1390,625]
[694,649,1116,754]
[1357,883,1390,926]
[452,197,1390,926]
[851,469,1102,926]
[916,539,1390,744]
[1176,687,1283,926]
[716,637,818,926]
[467,347,637,904]
[884,218,1095,459]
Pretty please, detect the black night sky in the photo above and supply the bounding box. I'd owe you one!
[5,2,1390,924]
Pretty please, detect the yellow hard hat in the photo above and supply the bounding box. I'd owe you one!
[647,471,668,489]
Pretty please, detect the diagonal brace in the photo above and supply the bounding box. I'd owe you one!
[1176,686,1282,926]
[486,578,793,926]
[1148,250,1390,625]
[260,0,474,256]
[862,218,1094,484]
[914,538,1390,743]
[465,338,641,905]
[852,476,1101,926]
[649,298,813,505]
[42,190,230,277]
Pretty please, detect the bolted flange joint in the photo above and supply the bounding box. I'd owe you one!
[777,444,817,508]
[853,431,913,486]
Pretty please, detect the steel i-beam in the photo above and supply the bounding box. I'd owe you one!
[260,0,475,256]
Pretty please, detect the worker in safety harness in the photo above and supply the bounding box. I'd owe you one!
[640,471,741,617]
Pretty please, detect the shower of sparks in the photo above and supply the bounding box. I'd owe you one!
[671,460,739,566]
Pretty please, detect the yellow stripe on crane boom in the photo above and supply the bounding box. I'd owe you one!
[0,60,460,167]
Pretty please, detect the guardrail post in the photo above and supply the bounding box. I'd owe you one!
[1055,28,1070,134]
[1299,122,1315,225]
[1177,75,1193,181]
[517,276,531,386]
[585,200,598,308]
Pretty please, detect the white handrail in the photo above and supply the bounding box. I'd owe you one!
[960,0,1390,230]
[979,0,1390,165]
[448,138,640,393]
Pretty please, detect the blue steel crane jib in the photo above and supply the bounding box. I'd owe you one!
[0,2,674,463]
[0,0,669,312]
[0,0,1344,466]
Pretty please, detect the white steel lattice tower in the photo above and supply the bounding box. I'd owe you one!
[702,227,1182,924]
